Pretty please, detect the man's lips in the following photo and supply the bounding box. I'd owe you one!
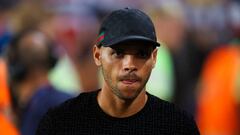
[119,73,141,85]
[121,79,138,84]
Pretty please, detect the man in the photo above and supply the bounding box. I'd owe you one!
[37,8,199,134]
[6,28,72,135]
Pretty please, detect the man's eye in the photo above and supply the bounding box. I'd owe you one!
[137,51,151,59]
[112,50,124,58]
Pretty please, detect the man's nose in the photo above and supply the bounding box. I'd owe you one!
[122,55,137,72]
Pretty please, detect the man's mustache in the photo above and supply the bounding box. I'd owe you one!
[118,73,141,81]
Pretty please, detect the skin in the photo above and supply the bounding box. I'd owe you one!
[93,42,158,118]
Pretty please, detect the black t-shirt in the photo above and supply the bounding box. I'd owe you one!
[36,90,200,135]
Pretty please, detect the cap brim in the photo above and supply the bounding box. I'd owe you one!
[103,35,160,47]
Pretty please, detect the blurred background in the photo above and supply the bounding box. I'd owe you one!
[0,0,239,135]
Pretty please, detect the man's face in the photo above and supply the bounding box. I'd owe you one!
[94,42,157,100]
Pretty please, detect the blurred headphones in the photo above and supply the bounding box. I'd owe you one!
[6,28,58,82]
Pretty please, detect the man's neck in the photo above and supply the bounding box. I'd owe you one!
[17,72,49,107]
[97,86,148,118]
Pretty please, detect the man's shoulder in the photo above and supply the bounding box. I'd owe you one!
[147,93,176,111]
[147,93,199,134]
[47,90,98,116]
[147,93,196,124]
[36,90,99,134]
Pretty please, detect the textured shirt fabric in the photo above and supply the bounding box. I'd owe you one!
[36,90,200,135]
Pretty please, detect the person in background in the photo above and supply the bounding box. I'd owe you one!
[196,42,240,135]
[0,58,19,135]
[0,1,20,134]
[146,0,186,102]
[6,28,72,135]
[195,1,240,134]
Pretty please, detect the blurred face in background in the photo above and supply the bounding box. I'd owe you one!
[7,30,54,109]
[17,31,49,67]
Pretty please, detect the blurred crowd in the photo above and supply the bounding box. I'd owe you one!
[0,0,239,135]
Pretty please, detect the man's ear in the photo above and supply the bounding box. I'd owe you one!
[93,45,101,66]
[152,48,158,68]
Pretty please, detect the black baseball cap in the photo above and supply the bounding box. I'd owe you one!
[96,7,160,47]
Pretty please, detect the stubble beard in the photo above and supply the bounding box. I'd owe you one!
[101,66,151,101]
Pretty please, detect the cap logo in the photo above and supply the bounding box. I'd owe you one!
[96,32,105,46]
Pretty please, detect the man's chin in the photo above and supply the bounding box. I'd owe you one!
[118,95,137,101]
[116,89,142,101]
